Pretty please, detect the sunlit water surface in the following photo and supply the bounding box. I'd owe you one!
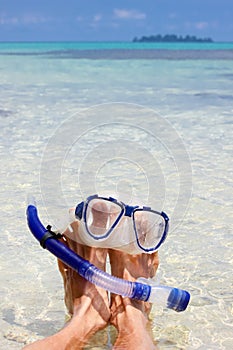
[0,43,232,349]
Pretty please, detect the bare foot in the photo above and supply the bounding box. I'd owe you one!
[23,218,111,350]
[109,249,159,349]
[58,219,110,323]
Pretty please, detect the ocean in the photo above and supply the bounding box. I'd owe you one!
[0,42,232,349]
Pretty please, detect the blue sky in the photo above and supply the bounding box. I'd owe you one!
[0,0,232,42]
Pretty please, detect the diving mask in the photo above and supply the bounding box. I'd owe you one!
[67,194,169,255]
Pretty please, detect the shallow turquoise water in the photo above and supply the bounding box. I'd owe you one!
[0,41,233,52]
[0,43,232,349]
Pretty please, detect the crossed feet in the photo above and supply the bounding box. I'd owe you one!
[23,216,159,350]
[58,219,159,349]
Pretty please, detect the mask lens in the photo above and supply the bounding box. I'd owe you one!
[133,210,165,251]
[85,198,123,238]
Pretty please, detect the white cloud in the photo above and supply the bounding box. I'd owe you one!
[195,21,208,30]
[114,9,146,20]
[89,13,103,28]
[93,14,102,22]
[0,13,50,25]
[22,14,49,24]
[0,13,18,25]
[185,21,210,31]
[76,13,103,27]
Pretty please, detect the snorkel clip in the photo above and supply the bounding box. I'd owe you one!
[40,225,63,249]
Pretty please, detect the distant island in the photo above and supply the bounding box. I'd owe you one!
[133,34,213,43]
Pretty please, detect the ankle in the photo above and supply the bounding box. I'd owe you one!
[71,295,109,332]
[111,295,151,321]
[111,296,149,333]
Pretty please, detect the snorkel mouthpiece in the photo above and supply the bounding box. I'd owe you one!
[137,278,190,312]
[167,287,190,312]
[26,200,190,312]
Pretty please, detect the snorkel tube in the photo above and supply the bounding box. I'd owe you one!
[26,199,190,312]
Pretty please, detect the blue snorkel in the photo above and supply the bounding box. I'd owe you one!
[26,199,190,312]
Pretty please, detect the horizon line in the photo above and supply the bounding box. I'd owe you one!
[0,39,233,43]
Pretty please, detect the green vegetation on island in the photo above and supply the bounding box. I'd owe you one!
[133,34,213,43]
